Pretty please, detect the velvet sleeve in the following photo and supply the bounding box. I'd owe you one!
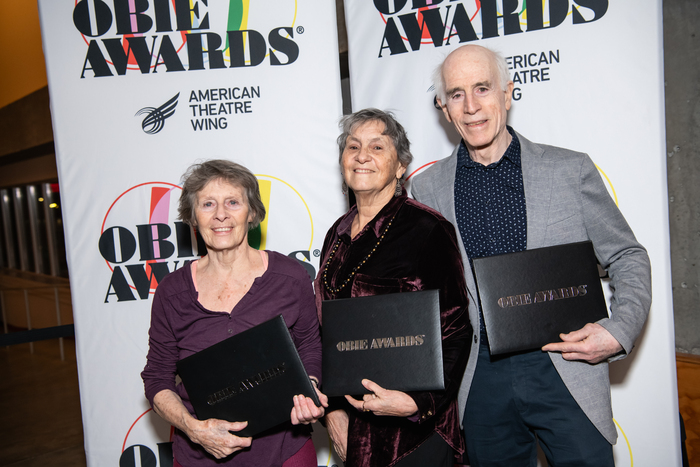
[408,219,472,423]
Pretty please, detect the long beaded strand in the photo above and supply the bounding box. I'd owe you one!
[322,214,397,295]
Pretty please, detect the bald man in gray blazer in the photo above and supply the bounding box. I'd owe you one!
[411,45,651,466]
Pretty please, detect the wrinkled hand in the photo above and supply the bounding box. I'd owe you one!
[186,418,252,459]
[542,322,623,364]
[291,384,328,425]
[325,409,349,462]
[345,379,418,417]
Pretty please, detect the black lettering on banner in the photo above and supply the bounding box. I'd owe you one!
[186,33,227,70]
[269,27,299,65]
[118,444,157,467]
[505,50,559,98]
[99,226,137,264]
[445,4,478,45]
[81,41,114,78]
[100,222,205,302]
[136,224,176,261]
[152,35,186,72]
[104,262,181,302]
[114,0,153,35]
[572,0,608,24]
[373,1,608,58]
[119,442,173,467]
[73,0,113,37]
[188,86,260,130]
[373,0,409,15]
[73,0,298,77]
[227,30,267,68]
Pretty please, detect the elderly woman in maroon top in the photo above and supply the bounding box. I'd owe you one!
[142,160,327,467]
[315,109,472,467]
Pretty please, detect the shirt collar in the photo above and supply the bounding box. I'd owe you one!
[336,191,407,241]
[457,126,521,168]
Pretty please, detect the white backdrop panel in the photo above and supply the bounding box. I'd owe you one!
[345,1,679,465]
[38,1,346,465]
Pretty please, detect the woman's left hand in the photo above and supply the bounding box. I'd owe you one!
[345,379,418,417]
[291,383,329,425]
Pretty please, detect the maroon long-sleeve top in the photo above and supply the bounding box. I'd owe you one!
[142,251,321,467]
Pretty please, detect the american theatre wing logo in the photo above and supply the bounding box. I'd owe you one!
[135,93,180,134]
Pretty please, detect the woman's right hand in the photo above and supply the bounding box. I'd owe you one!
[185,418,252,459]
[153,390,252,460]
[325,409,349,462]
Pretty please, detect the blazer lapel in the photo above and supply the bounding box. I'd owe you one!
[433,147,459,225]
[428,147,480,305]
[519,132,552,250]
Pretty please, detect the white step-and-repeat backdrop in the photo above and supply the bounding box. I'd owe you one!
[37,0,681,465]
[38,1,345,465]
[344,0,679,465]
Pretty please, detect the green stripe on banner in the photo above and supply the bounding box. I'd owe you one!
[225,0,245,53]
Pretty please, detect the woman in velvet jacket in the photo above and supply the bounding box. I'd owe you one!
[315,109,472,467]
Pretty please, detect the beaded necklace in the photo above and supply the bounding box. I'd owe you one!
[322,212,397,295]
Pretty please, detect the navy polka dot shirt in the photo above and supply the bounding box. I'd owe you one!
[455,126,527,335]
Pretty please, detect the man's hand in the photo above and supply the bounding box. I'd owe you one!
[542,322,623,364]
[344,379,418,417]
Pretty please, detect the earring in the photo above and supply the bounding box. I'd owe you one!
[394,178,402,197]
[342,180,348,196]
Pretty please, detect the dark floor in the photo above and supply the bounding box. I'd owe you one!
[0,338,87,467]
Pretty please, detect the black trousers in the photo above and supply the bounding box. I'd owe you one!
[463,343,614,467]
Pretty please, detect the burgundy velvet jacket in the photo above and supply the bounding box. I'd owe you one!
[315,193,472,467]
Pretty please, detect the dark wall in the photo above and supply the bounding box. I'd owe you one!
[0,87,57,188]
[664,0,700,355]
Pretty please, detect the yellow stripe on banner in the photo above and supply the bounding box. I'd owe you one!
[614,418,634,466]
[595,164,619,206]
[519,0,576,26]
[326,432,333,466]
[240,0,250,30]
[257,179,271,251]
[255,174,314,251]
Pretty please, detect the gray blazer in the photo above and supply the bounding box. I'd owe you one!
[411,131,652,444]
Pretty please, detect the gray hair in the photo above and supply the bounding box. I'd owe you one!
[433,45,511,104]
[337,108,413,179]
[178,159,266,230]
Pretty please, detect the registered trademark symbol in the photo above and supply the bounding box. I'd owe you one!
[313,249,320,257]
[297,26,305,34]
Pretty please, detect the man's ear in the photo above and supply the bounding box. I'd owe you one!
[504,81,514,111]
[437,98,452,123]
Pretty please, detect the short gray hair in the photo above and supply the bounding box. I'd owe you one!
[178,159,265,229]
[337,108,413,179]
[433,45,511,104]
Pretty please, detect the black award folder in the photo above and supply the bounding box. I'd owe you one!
[472,241,608,355]
[321,290,444,397]
[176,314,320,437]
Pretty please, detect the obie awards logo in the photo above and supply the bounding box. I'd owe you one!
[74,0,302,78]
[99,182,201,303]
[374,0,608,57]
[100,176,318,303]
